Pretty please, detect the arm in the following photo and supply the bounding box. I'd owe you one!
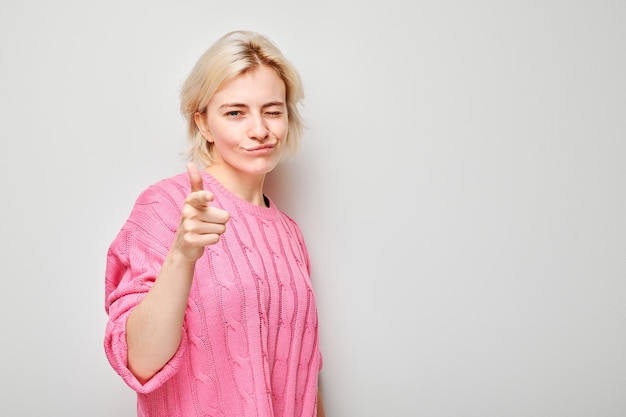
[317,389,326,417]
[125,163,229,383]
[125,249,196,383]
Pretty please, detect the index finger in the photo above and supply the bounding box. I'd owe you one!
[187,162,204,193]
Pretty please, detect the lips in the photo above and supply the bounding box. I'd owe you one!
[245,143,276,152]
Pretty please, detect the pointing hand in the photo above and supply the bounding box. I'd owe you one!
[174,162,230,263]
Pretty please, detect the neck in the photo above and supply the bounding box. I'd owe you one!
[205,165,268,207]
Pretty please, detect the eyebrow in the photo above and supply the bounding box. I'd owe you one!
[218,101,285,110]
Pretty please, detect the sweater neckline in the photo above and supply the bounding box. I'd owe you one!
[200,171,281,220]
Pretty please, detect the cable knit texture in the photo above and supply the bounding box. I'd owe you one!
[104,171,321,417]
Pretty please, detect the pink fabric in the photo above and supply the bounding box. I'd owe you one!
[104,171,321,417]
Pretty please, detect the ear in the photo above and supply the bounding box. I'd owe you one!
[194,111,214,143]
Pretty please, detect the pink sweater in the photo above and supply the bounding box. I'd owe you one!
[104,171,321,417]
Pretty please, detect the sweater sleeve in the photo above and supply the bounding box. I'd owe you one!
[103,182,189,394]
[288,218,324,372]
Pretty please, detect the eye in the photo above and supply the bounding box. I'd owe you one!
[226,110,242,117]
[265,111,283,117]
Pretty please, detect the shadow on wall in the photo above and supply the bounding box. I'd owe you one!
[264,161,300,217]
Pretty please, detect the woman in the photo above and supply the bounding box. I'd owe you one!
[104,30,325,417]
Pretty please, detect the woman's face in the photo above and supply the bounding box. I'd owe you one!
[196,65,288,180]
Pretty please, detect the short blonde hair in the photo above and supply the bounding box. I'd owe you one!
[180,30,305,167]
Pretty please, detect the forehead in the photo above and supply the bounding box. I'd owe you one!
[211,65,286,105]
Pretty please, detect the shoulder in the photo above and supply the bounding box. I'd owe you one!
[121,172,190,229]
[135,172,190,206]
[278,210,301,229]
[269,198,302,230]
[276,209,307,242]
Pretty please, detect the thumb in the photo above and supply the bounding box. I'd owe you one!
[187,162,204,193]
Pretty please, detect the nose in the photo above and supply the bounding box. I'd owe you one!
[248,113,269,141]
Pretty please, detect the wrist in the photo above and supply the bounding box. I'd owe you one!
[166,246,201,272]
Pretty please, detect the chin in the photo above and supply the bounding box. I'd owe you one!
[249,157,282,174]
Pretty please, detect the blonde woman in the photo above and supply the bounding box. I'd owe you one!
[104,30,325,417]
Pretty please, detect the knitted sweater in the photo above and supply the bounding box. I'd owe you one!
[104,171,321,417]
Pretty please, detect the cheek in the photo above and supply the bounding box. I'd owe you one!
[272,119,289,140]
[209,122,237,144]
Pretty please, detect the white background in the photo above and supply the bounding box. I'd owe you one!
[1,1,624,416]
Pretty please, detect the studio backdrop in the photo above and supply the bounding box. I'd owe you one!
[1,1,624,416]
